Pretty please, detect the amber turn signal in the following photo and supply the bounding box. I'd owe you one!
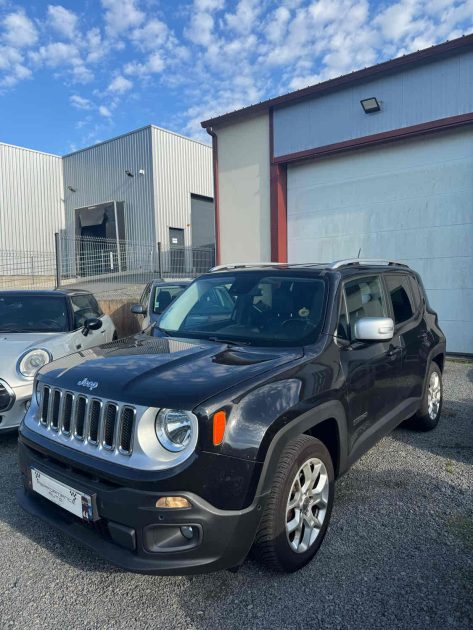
[156,496,191,509]
[213,410,227,445]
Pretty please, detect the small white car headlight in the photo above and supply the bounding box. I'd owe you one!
[18,349,51,378]
[155,409,197,452]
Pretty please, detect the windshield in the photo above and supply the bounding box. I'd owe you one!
[158,272,327,346]
[152,285,188,314]
[0,295,69,333]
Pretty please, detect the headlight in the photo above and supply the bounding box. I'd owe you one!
[155,409,197,452]
[17,349,51,378]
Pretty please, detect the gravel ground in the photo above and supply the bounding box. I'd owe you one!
[0,361,471,630]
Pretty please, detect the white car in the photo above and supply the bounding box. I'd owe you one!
[0,289,116,432]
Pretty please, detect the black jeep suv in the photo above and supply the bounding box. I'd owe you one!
[17,260,446,574]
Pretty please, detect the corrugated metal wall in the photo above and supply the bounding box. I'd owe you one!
[151,126,213,247]
[0,143,64,251]
[1,125,213,256]
[274,50,473,157]
[62,127,155,244]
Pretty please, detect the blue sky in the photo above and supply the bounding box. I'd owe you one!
[0,0,472,154]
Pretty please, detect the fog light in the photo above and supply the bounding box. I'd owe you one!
[180,526,194,540]
[156,496,191,509]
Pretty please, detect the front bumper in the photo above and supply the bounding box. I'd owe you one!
[18,436,267,575]
[0,382,31,431]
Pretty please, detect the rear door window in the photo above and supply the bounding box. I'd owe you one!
[385,275,415,325]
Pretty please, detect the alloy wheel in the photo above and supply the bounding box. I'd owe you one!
[286,457,329,553]
[427,371,441,420]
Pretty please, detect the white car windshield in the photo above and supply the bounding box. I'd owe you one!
[158,272,327,347]
[0,295,69,333]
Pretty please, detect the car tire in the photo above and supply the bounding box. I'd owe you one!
[112,331,118,341]
[406,362,443,431]
[252,435,334,573]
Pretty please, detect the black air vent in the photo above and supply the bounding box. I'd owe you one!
[88,400,101,444]
[75,396,87,439]
[120,407,135,453]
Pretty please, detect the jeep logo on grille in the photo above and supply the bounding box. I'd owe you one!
[77,378,98,391]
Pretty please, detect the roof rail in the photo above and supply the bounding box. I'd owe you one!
[210,262,288,272]
[330,258,410,269]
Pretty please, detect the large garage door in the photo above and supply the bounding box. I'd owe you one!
[287,128,473,354]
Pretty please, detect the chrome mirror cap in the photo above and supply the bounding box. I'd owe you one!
[354,317,394,341]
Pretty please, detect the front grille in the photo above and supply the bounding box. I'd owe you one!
[38,385,136,456]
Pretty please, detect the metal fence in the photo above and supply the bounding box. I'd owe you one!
[0,248,56,289]
[0,235,215,296]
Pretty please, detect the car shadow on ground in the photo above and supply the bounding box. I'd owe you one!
[391,402,473,466]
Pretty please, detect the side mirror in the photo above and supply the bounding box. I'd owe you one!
[354,317,394,342]
[82,317,103,336]
[131,304,146,315]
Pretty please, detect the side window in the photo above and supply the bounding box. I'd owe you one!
[385,275,415,325]
[70,294,102,329]
[141,283,151,308]
[337,291,349,341]
[344,276,386,339]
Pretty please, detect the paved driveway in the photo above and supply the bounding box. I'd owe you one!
[0,361,471,630]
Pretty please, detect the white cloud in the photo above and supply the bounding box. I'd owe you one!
[2,10,38,47]
[47,5,78,40]
[70,94,93,110]
[30,42,93,83]
[101,0,144,37]
[0,45,31,87]
[99,105,112,117]
[130,18,168,51]
[225,0,262,35]
[107,74,133,93]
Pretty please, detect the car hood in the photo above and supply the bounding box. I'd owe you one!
[0,332,66,383]
[37,335,303,409]
[0,332,63,357]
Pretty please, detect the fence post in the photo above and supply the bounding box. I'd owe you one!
[54,232,61,289]
[157,241,163,279]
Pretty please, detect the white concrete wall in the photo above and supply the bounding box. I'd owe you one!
[216,113,271,263]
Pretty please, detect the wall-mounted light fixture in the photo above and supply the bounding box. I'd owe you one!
[67,185,77,192]
[125,169,134,177]
[360,97,381,113]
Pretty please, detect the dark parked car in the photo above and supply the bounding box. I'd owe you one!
[17,259,445,574]
[131,280,190,329]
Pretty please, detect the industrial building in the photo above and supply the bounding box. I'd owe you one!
[0,125,214,254]
[202,34,473,354]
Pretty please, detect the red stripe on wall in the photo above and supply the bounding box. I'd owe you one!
[206,128,221,265]
[269,109,288,263]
